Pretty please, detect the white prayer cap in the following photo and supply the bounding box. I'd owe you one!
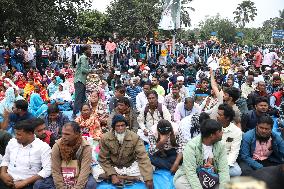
[177,76,184,81]
[114,71,121,75]
[128,69,134,73]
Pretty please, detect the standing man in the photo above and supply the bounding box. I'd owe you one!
[105,38,116,67]
[253,48,263,70]
[73,45,92,118]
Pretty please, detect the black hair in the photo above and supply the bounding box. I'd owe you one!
[218,103,235,122]
[223,87,240,102]
[116,97,131,107]
[15,100,28,111]
[14,119,35,133]
[146,90,158,98]
[257,115,273,127]
[80,103,91,111]
[172,84,180,89]
[63,121,81,134]
[157,119,172,135]
[273,76,281,81]
[157,119,178,147]
[115,85,126,93]
[29,118,45,128]
[199,112,210,124]
[143,81,152,87]
[47,104,60,114]
[200,119,222,138]
[255,96,269,105]
[80,44,90,54]
[111,114,128,128]
[200,78,209,84]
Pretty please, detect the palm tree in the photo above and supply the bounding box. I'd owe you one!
[233,0,257,28]
[277,9,284,29]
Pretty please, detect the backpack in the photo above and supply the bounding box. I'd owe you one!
[144,103,164,125]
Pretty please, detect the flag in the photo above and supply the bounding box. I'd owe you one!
[158,0,181,30]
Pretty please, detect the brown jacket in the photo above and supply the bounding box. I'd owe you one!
[51,138,92,189]
[99,129,153,181]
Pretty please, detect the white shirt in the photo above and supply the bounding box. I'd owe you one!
[221,122,242,166]
[28,47,35,61]
[174,102,201,123]
[178,114,199,144]
[1,138,51,181]
[137,104,171,131]
[262,52,279,66]
[135,91,164,113]
[202,144,213,160]
[66,46,73,61]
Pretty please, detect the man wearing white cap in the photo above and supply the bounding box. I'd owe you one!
[176,76,189,100]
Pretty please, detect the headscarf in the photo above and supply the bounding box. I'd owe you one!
[0,87,15,114]
[29,93,45,111]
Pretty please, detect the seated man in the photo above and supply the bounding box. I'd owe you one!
[239,115,284,176]
[0,119,52,189]
[148,120,183,174]
[107,97,139,133]
[93,115,154,189]
[174,97,201,123]
[178,112,210,147]
[217,104,242,177]
[0,130,12,159]
[51,122,96,189]
[137,90,171,143]
[241,96,270,132]
[174,119,230,189]
[1,100,34,134]
[32,118,56,148]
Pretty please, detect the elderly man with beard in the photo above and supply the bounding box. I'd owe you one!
[51,122,96,189]
[107,97,139,133]
[93,115,154,189]
[239,115,284,176]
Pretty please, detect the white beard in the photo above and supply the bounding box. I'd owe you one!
[115,131,126,144]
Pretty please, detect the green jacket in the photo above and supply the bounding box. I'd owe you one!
[74,54,90,85]
[174,135,230,189]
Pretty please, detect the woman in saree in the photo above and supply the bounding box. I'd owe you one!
[28,93,48,117]
[75,103,102,140]
[23,77,35,99]
[88,91,108,133]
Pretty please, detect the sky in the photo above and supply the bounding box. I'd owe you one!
[91,0,283,28]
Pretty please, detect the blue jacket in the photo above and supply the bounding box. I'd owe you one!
[240,129,284,170]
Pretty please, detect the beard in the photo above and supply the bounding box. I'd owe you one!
[256,130,271,142]
[115,131,126,144]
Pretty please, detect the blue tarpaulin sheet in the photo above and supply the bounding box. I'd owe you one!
[97,170,175,189]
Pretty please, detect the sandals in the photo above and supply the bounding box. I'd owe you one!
[114,180,135,188]
[114,182,124,188]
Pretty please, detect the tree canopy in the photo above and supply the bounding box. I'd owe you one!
[233,0,257,28]
[0,0,91,40]
[198,15,237,43]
